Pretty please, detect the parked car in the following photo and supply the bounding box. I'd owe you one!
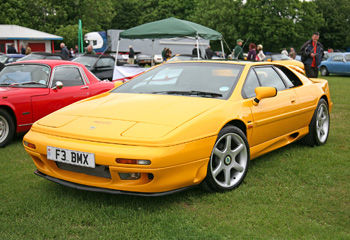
[322,52,339,61]
[17,52,64,61]
[319,53,350,76]
[72,55,115,81]
[153,54,163,64]
[167,54,202,62]
[23,61,332,196]
[135,54,152,66]
[264,53,304,70]
[0,60,120,147]
[0,54,25,64]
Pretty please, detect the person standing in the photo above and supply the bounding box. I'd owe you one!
[84,45,96,55]
[233,39,244,60]
[25,45,31,55]
[247,43,257,61]
[20,44,26,54]
[281,48,288,56]
[192,44,202,58]
[7,44,17,53]
[257,44,265,61]
[289,47,296,59]
[128,45,134,64]
[205,45,214,59]
[60,43,69,60]
[299,32,324,78]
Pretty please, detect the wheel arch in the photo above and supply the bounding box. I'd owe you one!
[222,119,247,136]
[0,105,17,128]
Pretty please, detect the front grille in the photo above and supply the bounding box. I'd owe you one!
[56,162,111,179]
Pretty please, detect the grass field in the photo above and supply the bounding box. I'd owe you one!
[1,75,349,240]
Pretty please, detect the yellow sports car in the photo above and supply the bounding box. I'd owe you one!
[23,61,332,196]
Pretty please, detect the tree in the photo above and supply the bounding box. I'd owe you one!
[236,0,324,52]
[189,0,242,53]
[315,0,350,51]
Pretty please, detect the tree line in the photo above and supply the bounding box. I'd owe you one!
[1,0,349,53]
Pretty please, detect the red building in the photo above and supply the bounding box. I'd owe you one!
[0,25,63,54]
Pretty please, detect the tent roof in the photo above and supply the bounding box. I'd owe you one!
[120,17,222,40]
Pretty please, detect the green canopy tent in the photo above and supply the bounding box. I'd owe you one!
[116,17,224,65]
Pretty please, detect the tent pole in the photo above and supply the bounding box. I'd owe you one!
[196,34,199,59]
[114,38,120,67]
[151,39,154,66]
[113,38,120,81]
[220,38,225,59]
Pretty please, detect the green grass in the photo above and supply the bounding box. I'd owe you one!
[1,75,349,240]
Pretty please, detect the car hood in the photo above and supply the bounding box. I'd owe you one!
[35,93,223,144]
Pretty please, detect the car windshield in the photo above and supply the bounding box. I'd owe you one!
[0,55,9,63]
[18,54,47,61]
[0,64,50,87]
[112,62,243,99]
[72,56,97,67]
[272,54,291,61]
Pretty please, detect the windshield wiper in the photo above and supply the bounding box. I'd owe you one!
[20,81,46,86]
[150,90,223,98]
[0,83,11,86]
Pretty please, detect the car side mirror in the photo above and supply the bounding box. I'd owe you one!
[252,87,277,106]
[53,81,63,90]
[113,80,124,88]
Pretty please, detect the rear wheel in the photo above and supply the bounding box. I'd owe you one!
[202,126,250,192]
[320,66,329,76]
[300,99,330,146]
[0,109,16,148]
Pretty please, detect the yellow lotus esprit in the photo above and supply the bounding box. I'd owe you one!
[23,61,332,196]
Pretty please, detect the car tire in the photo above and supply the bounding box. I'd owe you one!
[0,109,15,148]
[202,125,250,192]
[320,66,329,76]
[300,99,330,146]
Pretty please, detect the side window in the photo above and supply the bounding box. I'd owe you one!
[51,67,85,87]
[255,67,286,91]
[96,58,114,68]
[242,70,260,98]
[345,55,350,62]
[332,55,343,62]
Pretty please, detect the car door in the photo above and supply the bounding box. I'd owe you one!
[345,54,350,73]
[328,55,346,73]
[242,66,302,147]
[94,58,115,80]
[31,65,91,121]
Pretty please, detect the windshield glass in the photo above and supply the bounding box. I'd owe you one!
[272,54,291,61]
[0,55,9,63]
[0,64,50,87]
[113,62,243,99]
[72,56,97,67]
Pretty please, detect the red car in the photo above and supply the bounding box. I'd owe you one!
[0,60,119,147]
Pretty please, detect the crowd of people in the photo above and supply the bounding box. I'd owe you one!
[6,44,32,55]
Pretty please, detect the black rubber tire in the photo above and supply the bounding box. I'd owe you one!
[300,99,330,146]
[0,109,16,148]
[320,66,329,76]
[202,125,250,192]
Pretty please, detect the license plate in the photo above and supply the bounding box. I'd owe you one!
[47,146,95,168]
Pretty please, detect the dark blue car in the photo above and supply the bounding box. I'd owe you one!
[0,54,25,64]
[319,53,350,76]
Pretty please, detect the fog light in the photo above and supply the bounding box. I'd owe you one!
[23,141,36,149]
[116,158,151,165]
[118,173,141,180]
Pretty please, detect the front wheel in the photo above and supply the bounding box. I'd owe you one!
[300,99,330,146]
[0,109,16,148]
[320,66,329,76]
[202,126,250,192]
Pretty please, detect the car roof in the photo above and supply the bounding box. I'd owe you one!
[8,59,85,68]
[77,54,114,59]
[30,52,63,57]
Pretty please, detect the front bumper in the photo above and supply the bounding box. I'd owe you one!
[24,130,215,194]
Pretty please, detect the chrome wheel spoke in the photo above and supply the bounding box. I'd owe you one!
[213,161,224,177]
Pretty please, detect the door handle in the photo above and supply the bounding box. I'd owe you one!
[80,86,89,90]
[290,97,296,103]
